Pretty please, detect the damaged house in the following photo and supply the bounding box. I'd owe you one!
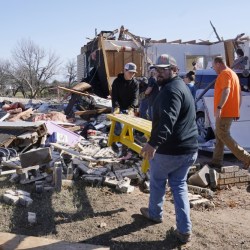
[77,25,250,98]
[77,27,145,98]
[76,26,250,152]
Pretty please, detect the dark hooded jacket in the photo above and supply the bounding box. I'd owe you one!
[111,73,139,110]
[148,76,198,155]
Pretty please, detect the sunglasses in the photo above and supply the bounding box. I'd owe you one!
[156,67,170,73]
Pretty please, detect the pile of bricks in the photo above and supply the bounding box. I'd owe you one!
[188,164,250,190]
[217,166,250,189]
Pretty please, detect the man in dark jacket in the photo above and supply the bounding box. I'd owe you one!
[111,62,139,134]
[140,54,198,244]
[112,62,139,115]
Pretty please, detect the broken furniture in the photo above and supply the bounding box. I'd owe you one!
[107,114,152,173]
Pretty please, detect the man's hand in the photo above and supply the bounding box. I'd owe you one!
[127,108,134,116]
[113,107,120,115]
[140,143,156,160]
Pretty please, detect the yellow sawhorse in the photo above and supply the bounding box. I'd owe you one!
[107,114,152,173]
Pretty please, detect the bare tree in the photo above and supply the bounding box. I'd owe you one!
[0,61,6,87]
[4,39,61,98]
[65,59,77,87]
[0,60,17,96]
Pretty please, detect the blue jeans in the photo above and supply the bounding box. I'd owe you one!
[148,152,198,234]
[139,98,149,119]
[114,109,128,136]
[148,105,153,121]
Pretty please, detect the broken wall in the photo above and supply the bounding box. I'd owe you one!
[147,42,226,73]
[77,38,144,96]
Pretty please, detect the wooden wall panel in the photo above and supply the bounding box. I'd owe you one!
[133,52,143,75]
[104,50,144,77]
[124,52,133,65]
[224,41,234,67]
[114,52,124,76]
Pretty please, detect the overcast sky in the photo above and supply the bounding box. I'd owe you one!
[1,0,249,66]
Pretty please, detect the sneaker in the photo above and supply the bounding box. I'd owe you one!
[171,227,192,244]
[140,207,163,223]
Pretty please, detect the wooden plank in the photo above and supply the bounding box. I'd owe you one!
[132,52,143,76]
[224,40,235,67]
[107,114,152,135]
[75,107,111,116]
[182,40,196,44]
[124,51,133,65]
[71,82,92,91]
[58,86,91,97]
[106,51,115,76]
[169,39,182,44]
[0,169,16,175]
[107,114,151,173]
[99,36,112,94]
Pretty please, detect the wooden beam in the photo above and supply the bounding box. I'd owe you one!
[151,39,167,43]
[182,40,196,44]
[75,107,111,116]
[99,36,112,94]
[210,21,222,42]
[58,86,91,97]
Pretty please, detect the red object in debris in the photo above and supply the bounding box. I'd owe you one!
[2,102,25,112]
[87,129,99,136]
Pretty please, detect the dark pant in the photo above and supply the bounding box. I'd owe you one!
[64,94,82,118]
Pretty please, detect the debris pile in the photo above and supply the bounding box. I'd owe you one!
[0,97,250,210]
[0,97,149,197]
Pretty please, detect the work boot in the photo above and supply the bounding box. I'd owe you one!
[170,226,192,244]
[140,207,162,223]
[174,230,192,244]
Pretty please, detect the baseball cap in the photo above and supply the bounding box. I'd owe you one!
[124,62,137,73]
[152,54,177,69]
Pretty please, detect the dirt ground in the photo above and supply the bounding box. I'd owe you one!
[0,152,250,250]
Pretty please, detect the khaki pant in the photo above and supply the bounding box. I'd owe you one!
[212,117,250,166]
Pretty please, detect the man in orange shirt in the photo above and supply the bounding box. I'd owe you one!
[211,56,250,169]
